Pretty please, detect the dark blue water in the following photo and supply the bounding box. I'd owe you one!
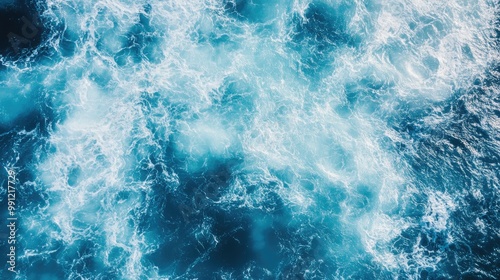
[0,0,499,279]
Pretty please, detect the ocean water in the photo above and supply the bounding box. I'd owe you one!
[0,0,499,279]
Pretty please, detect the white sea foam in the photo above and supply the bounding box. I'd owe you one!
[5,0,496,278]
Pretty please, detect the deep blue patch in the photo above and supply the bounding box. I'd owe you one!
[387,64,500,278]
[288,1,358,76]
[0,0,46,61]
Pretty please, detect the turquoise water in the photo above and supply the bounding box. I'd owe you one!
[0,0,499,279]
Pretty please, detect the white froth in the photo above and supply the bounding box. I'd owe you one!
[9,0,497,277]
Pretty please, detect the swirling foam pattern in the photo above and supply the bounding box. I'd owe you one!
[0,0,499,279]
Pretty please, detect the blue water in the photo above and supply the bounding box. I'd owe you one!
[0,0,499,279]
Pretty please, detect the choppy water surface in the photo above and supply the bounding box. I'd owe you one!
[0,0,499,279]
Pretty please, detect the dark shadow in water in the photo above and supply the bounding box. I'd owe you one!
[288,1,359,76]
[0,0,46,61]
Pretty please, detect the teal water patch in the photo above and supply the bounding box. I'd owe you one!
[223,0,282,23]
[288,1,359,76]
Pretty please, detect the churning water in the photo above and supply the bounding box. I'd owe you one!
[0,0,499,279]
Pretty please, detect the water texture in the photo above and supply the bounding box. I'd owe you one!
[0,0,499,279]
